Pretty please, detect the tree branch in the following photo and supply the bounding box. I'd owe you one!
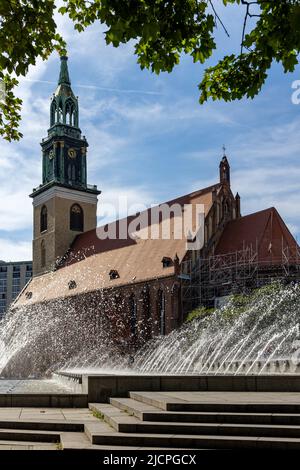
[209,0,230,37]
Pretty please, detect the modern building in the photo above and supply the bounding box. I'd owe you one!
[15,56,300,351]
[0,261,32,317]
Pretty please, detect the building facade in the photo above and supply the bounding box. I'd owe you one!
[30,56,100,277]
[14,56,300,364]
[0,261,32,317]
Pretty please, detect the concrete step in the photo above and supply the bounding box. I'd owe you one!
[0,420,83,432]
[92,403,300,439]
[0,428,60,443]
[61,432,192,450]
[0,440,58,450]
[84,425,300,449]
[129,392,300,413]
[109,398,300,425]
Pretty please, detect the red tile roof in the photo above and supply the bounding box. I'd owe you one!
[61,184,219,266]
[16,185,217,306]
[216,207,299,263]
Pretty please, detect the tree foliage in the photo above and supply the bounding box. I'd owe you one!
[1,0,300,141]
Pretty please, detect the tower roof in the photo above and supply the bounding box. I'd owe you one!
[54,56,75,99]
[220,155,229,166]
[58,56,71,86]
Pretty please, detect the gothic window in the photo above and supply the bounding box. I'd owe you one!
[157,289,165,335]
[223,200,229,218]
[40,206,48,233]
[41,240,46,268]
[171,284,180,327]
[70,204,83,232]
[50,102,56,126]
[129,294,137,336]
[67,163,77,183]
[65,101,74,126]
[58,107,63,123]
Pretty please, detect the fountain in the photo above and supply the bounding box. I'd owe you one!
[0,282,300,382]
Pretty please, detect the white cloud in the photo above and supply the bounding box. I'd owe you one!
[0,239,31,262]
[97,185,156,225]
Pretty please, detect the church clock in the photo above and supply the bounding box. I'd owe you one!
[68,148,77,159]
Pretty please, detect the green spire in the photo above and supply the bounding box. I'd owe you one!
[58,56,71,85]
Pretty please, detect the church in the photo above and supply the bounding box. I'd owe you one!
[15,57,300,350]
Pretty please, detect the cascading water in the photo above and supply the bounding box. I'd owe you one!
[132,283,300,375]
[1,282,300,377]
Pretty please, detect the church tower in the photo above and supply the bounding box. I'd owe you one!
[219,155,230,186]
[30,56,100,277]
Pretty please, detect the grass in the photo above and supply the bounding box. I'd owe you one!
[185,282,283,323]
[92,409,105,421]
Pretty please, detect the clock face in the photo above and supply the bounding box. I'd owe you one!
[68,148,77,159]
[48,150,54,160]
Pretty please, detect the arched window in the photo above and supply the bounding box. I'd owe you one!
[157,289,165,335]
[68,163,76,183]
[70,204,83,232]
[50,102,56,126]
[129,294,137,336]
[171,284,181,327]
[41,240,46,268]
[57,99,63,123]
[141,286,151,340]
[40,206,48,232]
[65,100,74,126]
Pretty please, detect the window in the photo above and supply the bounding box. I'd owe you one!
[40,205,48,232]
[70,204,83,232]
[129,294,137,336]
[109,270,119,280]
[158,289,165,336]
[68,280,77,290]
[50,102,56,126]
[13,266,20,279]
[162,257,173,268]
[65,100,74,126]
[25,265,32,281]
[68,163,76,183]
[0,266,7,272]
[41,240,46,268]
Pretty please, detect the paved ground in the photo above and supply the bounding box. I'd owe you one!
[0,407,97,421]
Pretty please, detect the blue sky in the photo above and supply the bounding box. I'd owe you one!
[0,2,300,261]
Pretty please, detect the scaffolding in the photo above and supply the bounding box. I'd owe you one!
[180,241,300,316]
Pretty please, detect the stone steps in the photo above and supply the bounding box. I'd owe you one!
[0,420,83,432]
[0,440,57,450]
[91,403,300,439]
[84,428,300,449]
[110,397,300,425]
[129,391,300,413]
[86,391,300,449]
[0,428,60,443]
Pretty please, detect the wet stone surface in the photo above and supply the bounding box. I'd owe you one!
[0,379,75,394]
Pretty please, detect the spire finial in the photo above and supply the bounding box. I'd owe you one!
[222,144,226,157]
[58,55,71,86]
